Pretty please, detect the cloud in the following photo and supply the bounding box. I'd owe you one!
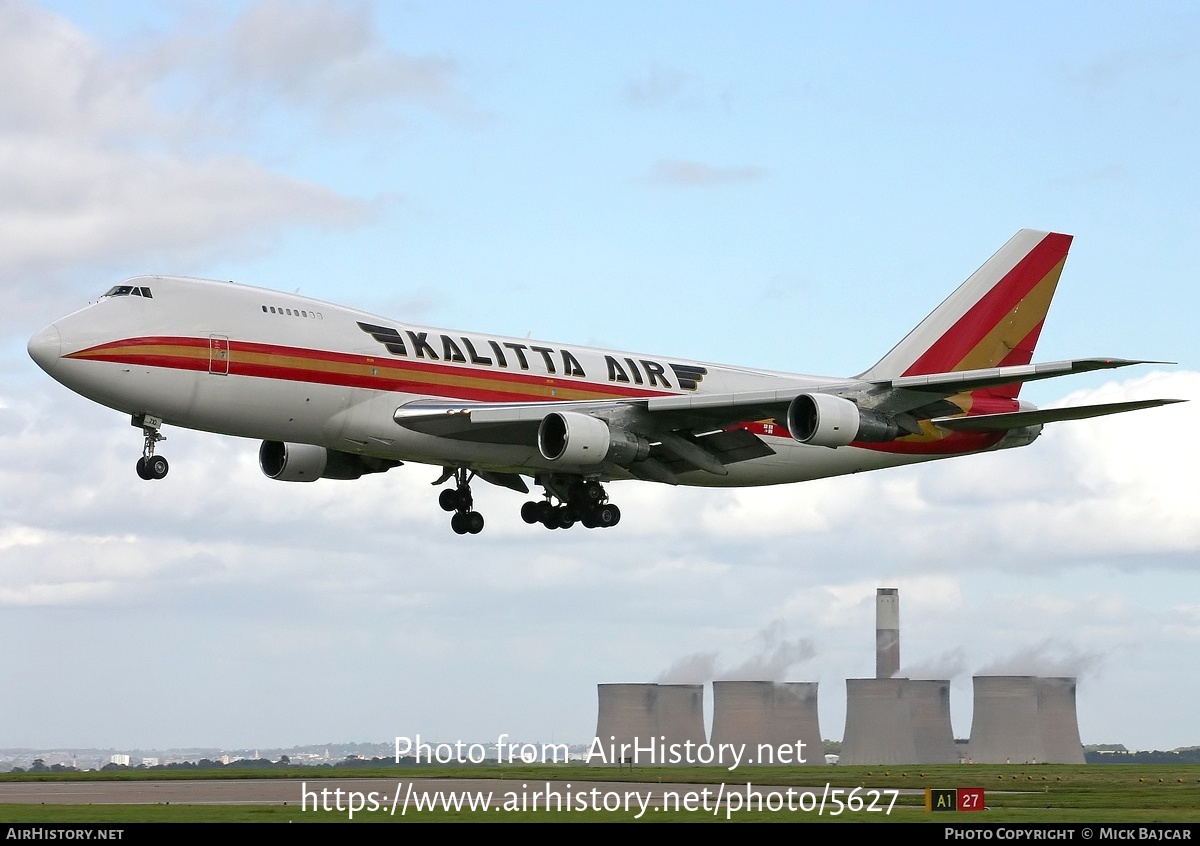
[716,621,816,681]
[656,652,718,684]
[625,65,687,107]
[0,139,365,276]
[976,638,1102,679]
[900,647,969,680]
[223,0,467,120]
[652,623,816,684]
[0,1,372,330]
[646,159,768,187]
[1050,163,1127,189]
[0,1,158,139]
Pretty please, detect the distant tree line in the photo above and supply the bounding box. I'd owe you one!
[10,754,432,773]
[9,758,80,774]
[1086,749,1200,764]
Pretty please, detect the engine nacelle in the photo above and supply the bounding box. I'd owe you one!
[537,411,651,467]
[786,393,901,448]
[259,441,397,481]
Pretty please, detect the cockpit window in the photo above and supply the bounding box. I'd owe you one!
[102,285,153,298]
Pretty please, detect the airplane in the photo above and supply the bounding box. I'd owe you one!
[27,229,1181,535]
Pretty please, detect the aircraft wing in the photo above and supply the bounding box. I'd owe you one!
[393,398,776,481]
[645,357,1157,419]
[391,358,1181,479]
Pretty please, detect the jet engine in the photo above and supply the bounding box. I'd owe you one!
[259,441,398,481]
[786,393,901,448]
[537,411,651,467]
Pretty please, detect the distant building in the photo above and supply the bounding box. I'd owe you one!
[840,678,957,764]
[710,681,821,765]
[967,675,1085,764]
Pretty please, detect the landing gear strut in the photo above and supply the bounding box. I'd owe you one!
[132,414,168,480]
[437,467,484,535]
[520,477,620,530]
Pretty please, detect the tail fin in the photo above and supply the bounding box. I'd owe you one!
[859,230,1073,399]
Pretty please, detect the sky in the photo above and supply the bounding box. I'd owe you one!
[1,0,1198,754]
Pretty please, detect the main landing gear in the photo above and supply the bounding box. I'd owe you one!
[437,467,485,535]
[132,413,169,481]
[520,477,620,531]
[436,471,620,535]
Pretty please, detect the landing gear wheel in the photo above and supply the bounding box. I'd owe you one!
[135,457,152,480]
[450,512,469,534]
[466,511,485,534]
[595,503,620,527]
[439,489,459,512]
[554,505,575,529]
[520,501,540,524]
[147,455,169,480]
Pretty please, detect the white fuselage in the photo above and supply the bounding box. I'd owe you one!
[29,275,982,487]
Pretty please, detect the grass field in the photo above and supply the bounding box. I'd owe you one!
[2,763,1198,822]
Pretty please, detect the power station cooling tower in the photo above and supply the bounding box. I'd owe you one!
[594,684,658,762]
[710,681,821,765]
[876,588,900,679]
[906,679,959,764]
[654,684,707,749]
[593,683,706,764]
[967,675,1043,763]
[1037,677,1085,764]
[840,678,919,764]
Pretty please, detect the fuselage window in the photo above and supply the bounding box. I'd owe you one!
[262,305,268,313]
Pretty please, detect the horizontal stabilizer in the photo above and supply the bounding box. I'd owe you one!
[932,399,1185,432]
[881,358,1160,394]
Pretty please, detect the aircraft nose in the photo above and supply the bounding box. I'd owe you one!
[28,323,62,376]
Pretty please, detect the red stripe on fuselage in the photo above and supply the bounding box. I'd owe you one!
[66,336,676,403]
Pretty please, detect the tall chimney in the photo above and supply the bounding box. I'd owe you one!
[876,587,900,679]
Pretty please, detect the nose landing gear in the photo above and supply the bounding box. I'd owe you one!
[132,414,168,480]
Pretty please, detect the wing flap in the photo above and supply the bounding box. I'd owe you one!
[654,428,775,475]
[393,399,632,439]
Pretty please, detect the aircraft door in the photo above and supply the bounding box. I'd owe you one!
[209,335,230,374]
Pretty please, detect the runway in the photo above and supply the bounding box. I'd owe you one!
[0,777,832,808]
